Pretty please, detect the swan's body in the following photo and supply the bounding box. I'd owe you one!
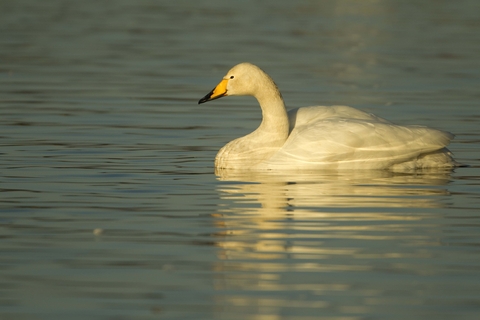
[198,63,456,171]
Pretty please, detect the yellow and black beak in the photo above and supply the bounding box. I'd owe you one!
[198,79,228,104]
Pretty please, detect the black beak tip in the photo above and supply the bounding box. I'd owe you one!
[198,89,214,104]
[198,96,208,104]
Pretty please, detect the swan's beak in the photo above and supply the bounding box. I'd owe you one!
[198,79,228,104]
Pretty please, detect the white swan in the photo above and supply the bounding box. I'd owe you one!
[198,63,456,171]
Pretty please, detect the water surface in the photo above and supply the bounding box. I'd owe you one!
[1,1,480,319]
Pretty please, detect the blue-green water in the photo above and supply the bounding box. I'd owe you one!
[1,1,480,319]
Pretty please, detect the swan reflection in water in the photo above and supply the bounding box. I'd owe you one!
[215,168,453,212]
[210,168,454,300]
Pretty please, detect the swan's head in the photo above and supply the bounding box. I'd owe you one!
[198,63,273,104]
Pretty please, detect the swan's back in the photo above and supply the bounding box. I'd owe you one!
[259,105,455,170]
[288,105,390,131]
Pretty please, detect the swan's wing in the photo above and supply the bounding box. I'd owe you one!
[271,114,454,169]
[287,105,391,132]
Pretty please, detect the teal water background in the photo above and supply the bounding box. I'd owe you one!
[1,1,480,319]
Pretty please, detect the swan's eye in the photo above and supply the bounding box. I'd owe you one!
[230,76,234,79]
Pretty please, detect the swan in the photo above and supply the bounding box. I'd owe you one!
[198,63,456,171]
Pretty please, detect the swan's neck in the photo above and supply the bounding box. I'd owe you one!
[215,83,289,169]
[255,89,289,142]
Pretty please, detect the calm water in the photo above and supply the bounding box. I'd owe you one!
[1,1,480,319]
